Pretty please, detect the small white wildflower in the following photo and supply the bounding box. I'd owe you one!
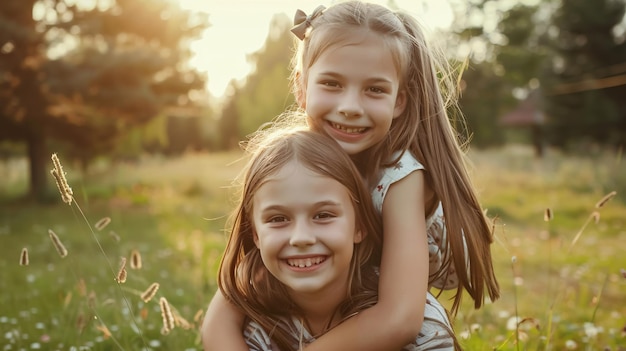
[584,322,598,338]
[565,339,577,349]
[506,316,521,331]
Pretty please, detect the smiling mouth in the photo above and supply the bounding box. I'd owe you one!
[330,122,367,134]
[286,256,326,268]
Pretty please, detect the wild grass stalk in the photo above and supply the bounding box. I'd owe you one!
[569,191,617,251]
[46,153,148,349]
[544,207,554,350]
[511,255,520,351]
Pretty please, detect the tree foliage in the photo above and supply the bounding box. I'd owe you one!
[218,13,295,145]
[452,1,548,148]
[543,0,626,149]
[0,0,208,199]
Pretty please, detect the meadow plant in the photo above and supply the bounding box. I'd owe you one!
[116,257,128,284]
[141,283,160,303]
[10,153,205,350]
[47,229,68,258]
[19,247,29,266]
[476,189,623,350]
[130,249,142,270]
[159,297,175,335]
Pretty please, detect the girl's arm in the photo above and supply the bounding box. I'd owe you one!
[304,171,430,350]
[201,289,249,351]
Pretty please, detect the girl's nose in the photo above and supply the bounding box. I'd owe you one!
[337,89,364,118]
[289,221,316,247]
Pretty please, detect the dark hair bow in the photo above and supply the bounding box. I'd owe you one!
[290,5,326,40]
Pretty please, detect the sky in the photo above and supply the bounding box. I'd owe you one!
[175,0,455,98]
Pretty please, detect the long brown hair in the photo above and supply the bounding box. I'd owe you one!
[290,1,499,313]
[218,127,383,350]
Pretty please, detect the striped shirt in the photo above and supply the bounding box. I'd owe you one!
[244,292,456,351]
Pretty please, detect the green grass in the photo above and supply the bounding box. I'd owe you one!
[1,146,624,350]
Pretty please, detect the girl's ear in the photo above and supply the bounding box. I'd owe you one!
[354,229,364,244]
[295,71,306,109]
[393,89,407,118]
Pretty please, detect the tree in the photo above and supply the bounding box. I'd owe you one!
[543,0,626,149]
[217,81,241,150]
[0,0,207,200]
[230,13,295,140]
[451,1,549,148]
[458,60,510,147]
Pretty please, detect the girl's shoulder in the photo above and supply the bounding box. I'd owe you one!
[372,151,425,212]
[388,151,424,173]
[379,151,425,185]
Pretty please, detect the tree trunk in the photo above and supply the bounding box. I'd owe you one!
[27,133,47,201]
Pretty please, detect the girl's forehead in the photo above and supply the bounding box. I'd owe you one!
[320,28,385,52]
[261,160,323,183]
[307,29,404,76]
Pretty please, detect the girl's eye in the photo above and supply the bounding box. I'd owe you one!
[314,212,335,220]
[368,86,385,94]
[321,81,340,88]
[267,216,288,223]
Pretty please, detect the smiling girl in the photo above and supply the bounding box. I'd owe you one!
[209,128,455,350]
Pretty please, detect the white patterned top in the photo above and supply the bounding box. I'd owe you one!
[372,151,460,290]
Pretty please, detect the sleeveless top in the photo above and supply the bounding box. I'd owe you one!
[372,151,459,290]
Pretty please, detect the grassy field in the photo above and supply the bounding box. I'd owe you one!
[0,146,624,350]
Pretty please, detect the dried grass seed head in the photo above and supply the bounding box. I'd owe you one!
[159,297,175,333]
[116,257,127,283]
[95,217,111,231]
[130,249,142,269]
[544,208,553,222]
[48,229,68,258]
[20,248,29,266]
[50,153,73,205]
[595,191,617,208]
[141,282,160,303]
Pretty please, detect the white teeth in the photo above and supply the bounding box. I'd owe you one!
[331,122,365,134]
[287,257,324,267]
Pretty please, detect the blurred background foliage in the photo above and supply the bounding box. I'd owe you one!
[1,0,626,202]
